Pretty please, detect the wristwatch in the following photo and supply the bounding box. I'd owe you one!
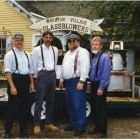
[79,80,84,83]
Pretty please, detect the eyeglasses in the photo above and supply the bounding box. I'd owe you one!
[68,39,76,43]
[15,39,23,42]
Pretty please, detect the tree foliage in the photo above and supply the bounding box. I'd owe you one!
[65,1,140,41]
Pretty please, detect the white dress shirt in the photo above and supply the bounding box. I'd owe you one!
[4,47,33,75]
[60,46,90,82]
[32,44,58,77]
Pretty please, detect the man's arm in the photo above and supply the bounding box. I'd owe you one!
[55,48,58,71]
[6,72,17,95]
[4,52,17,95]
[59,57,65,90]
[32,48,38,78]
[59,69,64,90]
[59,73,64,89]
[29,74,34,92]
[27,52,34,92]
[79,49,90,82]
[97,55,111,96]
[77,49,90,91]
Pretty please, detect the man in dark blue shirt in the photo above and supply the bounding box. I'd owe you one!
[88,36,111,138]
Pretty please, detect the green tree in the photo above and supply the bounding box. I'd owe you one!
[65,1,140,42]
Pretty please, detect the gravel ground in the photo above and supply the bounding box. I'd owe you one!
[0,108,140,139]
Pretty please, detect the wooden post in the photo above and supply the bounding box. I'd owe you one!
[132,71,135,98]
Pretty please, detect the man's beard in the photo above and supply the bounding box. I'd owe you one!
[68,45,77,50]
[44,41,51,45]
[68,44,78,50]
[92,47,101,54]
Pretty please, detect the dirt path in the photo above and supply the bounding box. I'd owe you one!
[0,109,140,139]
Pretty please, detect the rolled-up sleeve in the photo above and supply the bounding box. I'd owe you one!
[4,53,12,74]
[79,49,90,82]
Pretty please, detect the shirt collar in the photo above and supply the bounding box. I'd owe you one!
[94,51,103,58]
[13,47,24,54]
[42,43,52,50]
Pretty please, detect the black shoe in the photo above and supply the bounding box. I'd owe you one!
[88,128,97,134]
[73,130,86,136]
[20,129,31,137]
[64,126,76,131]
[94,133,107,139]
[4,132,10,138]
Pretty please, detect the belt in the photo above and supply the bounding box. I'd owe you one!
[39,70,55,73]
[12,73,29,77]
[91,80,100,83]
[65,77,80,81]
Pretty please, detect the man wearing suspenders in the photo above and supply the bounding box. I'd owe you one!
[59,34,90,136]
[4,34,34,138]
[88,36,111,138]
[32,30,59,135]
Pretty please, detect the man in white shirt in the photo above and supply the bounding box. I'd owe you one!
[4,34,34,138]
[32,30,59,135]
[59,34,90,136]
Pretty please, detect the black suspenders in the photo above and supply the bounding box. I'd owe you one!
[24,51,29,68]
[12,49,18,72]
[95,51,104,77]
[40,45,55,70]
[40,45,45,67]
[12,49,29,73]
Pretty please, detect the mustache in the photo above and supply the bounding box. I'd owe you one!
[68,45,77,50]
[44,41,51,44]
[17,43,22,45]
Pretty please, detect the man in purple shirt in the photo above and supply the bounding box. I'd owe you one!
[88,36,111,138]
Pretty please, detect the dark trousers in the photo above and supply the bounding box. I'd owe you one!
[65,77,87,131]
[90,81,107,134]
[5,74,30,133]
[34,70,56,126]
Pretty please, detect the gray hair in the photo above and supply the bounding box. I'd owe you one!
[91,36,103,46]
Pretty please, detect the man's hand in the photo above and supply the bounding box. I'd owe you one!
[97,89,103,96]
[88,87,91,93]
[77,82,84,91]
[11,86,17,95]
[30,83,34,92]
[6,72,17,95]
[59,82,63,90]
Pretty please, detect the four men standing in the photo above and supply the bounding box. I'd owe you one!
[4,31,111,138]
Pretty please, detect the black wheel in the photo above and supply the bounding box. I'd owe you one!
[28,92,46,122]
[86,96,91,119]
[28,92,35,122]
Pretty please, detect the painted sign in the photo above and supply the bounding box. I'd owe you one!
[28,16,104,34]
